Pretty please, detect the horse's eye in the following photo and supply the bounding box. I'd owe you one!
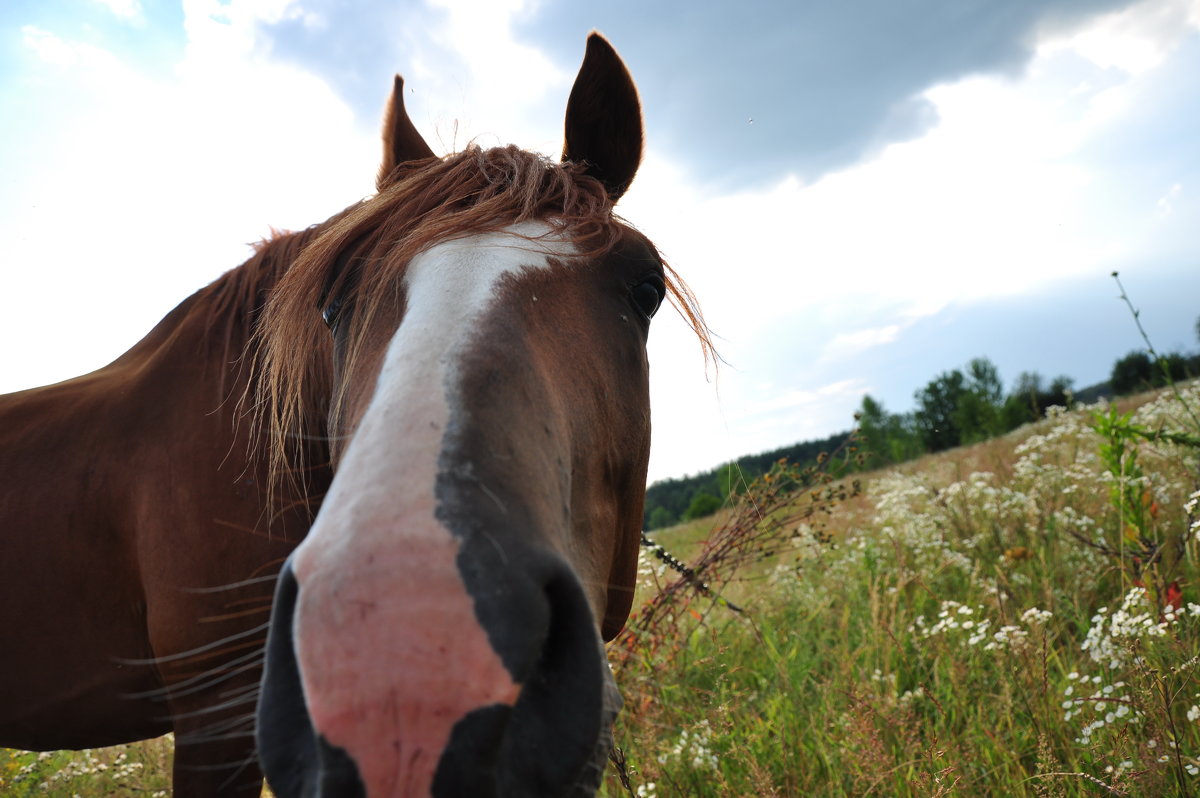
[630,277,665,319]
[321,296,343,331]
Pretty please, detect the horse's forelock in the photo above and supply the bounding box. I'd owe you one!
[252,144,715,494]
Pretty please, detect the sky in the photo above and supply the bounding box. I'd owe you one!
[1,0,1198,484]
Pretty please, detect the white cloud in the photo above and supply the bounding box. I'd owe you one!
[91,0,145,25]
[821,325,902,361]
[1157,182,1183,214]
[413,0,569,155]
[1039,0,1200,74]
[22,25,124,69]
[0,2,376,393]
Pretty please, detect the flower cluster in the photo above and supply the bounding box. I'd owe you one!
[1011,405,1106,505]
[1080,586,1180,669]
[910,601,1053,654]
[657,720,720,771]
[636,544,670,589]
[1186,489,1200,543]
[635,781,658,798]
[867,474,974,579]
[1060,671,1140,744]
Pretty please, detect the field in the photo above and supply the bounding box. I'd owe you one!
[602,380,1200,796]
[3,382,1198,796]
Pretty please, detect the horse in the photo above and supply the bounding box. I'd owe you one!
[0,33,709,797]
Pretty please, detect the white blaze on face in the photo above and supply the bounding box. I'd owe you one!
[290,222,576,797]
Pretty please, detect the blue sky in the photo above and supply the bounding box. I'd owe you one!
[1,0,1198,482]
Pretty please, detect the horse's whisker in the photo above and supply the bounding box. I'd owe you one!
[175,712,257,743]
[169,689,260,720]
[123,649,264,700]
[199,603,275,624]
[181,574,278,594]
[115,621,270,666]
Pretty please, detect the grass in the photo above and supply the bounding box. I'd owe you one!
[6,383,1199,797]
[0,737,173,797]
[604,381,1200,797]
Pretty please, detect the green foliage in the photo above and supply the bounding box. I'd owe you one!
[1110,350,1198,396]
[910,357,1040,452]
[643,431,849,528]
[1094,405,1153,543]
[715,462,744,499]
[1112,350,1156,395]
[1003,370,1075,428]
[913,367,968,451]
[856,394,922,467]
[682,492,722,521]
[956,357,1007,444]
[1109,274,1200,398]
[646,505,675,531]
[1088,387,1200,602]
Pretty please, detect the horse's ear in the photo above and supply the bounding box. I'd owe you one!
[562,33,643,202]
[377,75,436,189]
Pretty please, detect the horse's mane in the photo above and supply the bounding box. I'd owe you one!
[153,222,334,407]
[252,144,713,489]
[204,225,326,338]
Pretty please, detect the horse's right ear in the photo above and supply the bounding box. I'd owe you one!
[377,75,436,189]
[562,33,643,202]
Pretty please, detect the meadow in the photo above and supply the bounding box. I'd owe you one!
[3,380,1198,796]
[603,379,1200,796]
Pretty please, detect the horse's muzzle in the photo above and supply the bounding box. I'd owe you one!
[256,547,620,798]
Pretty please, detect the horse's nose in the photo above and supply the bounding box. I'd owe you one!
[256,539,617,798]
[256,559,368,797]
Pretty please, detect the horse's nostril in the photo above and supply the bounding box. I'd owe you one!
[428,568,615,797]
[257,559,367,798]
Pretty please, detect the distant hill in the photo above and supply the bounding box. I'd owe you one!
[643,430,850,529]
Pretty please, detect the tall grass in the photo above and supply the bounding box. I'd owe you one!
[605,381,1200,796]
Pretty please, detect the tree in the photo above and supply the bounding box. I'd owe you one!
[647,505,675,530]
[1004,371,1044,427]
[1004,371,1074,427]
[965,357,1004,404]
[1043,375,1074,411]
[914,369,967,452]
[716,462,745,498]
[955,358,1005,443]
[1157,352,1191,384]
[1111,351,1154,395]
[683,492,722,521]
[857,394,923,466]
[856,394,889,464]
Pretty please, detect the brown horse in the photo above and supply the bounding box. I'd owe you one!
[0,33,707,797]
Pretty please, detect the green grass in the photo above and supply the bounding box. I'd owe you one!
[0,738,173,797]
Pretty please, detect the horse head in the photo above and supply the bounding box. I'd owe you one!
[254,34,698,797]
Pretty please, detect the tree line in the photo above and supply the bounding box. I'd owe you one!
[643,324,1200,530]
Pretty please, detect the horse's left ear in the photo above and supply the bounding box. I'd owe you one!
[562,33,643,202]
[377,75,436,189]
